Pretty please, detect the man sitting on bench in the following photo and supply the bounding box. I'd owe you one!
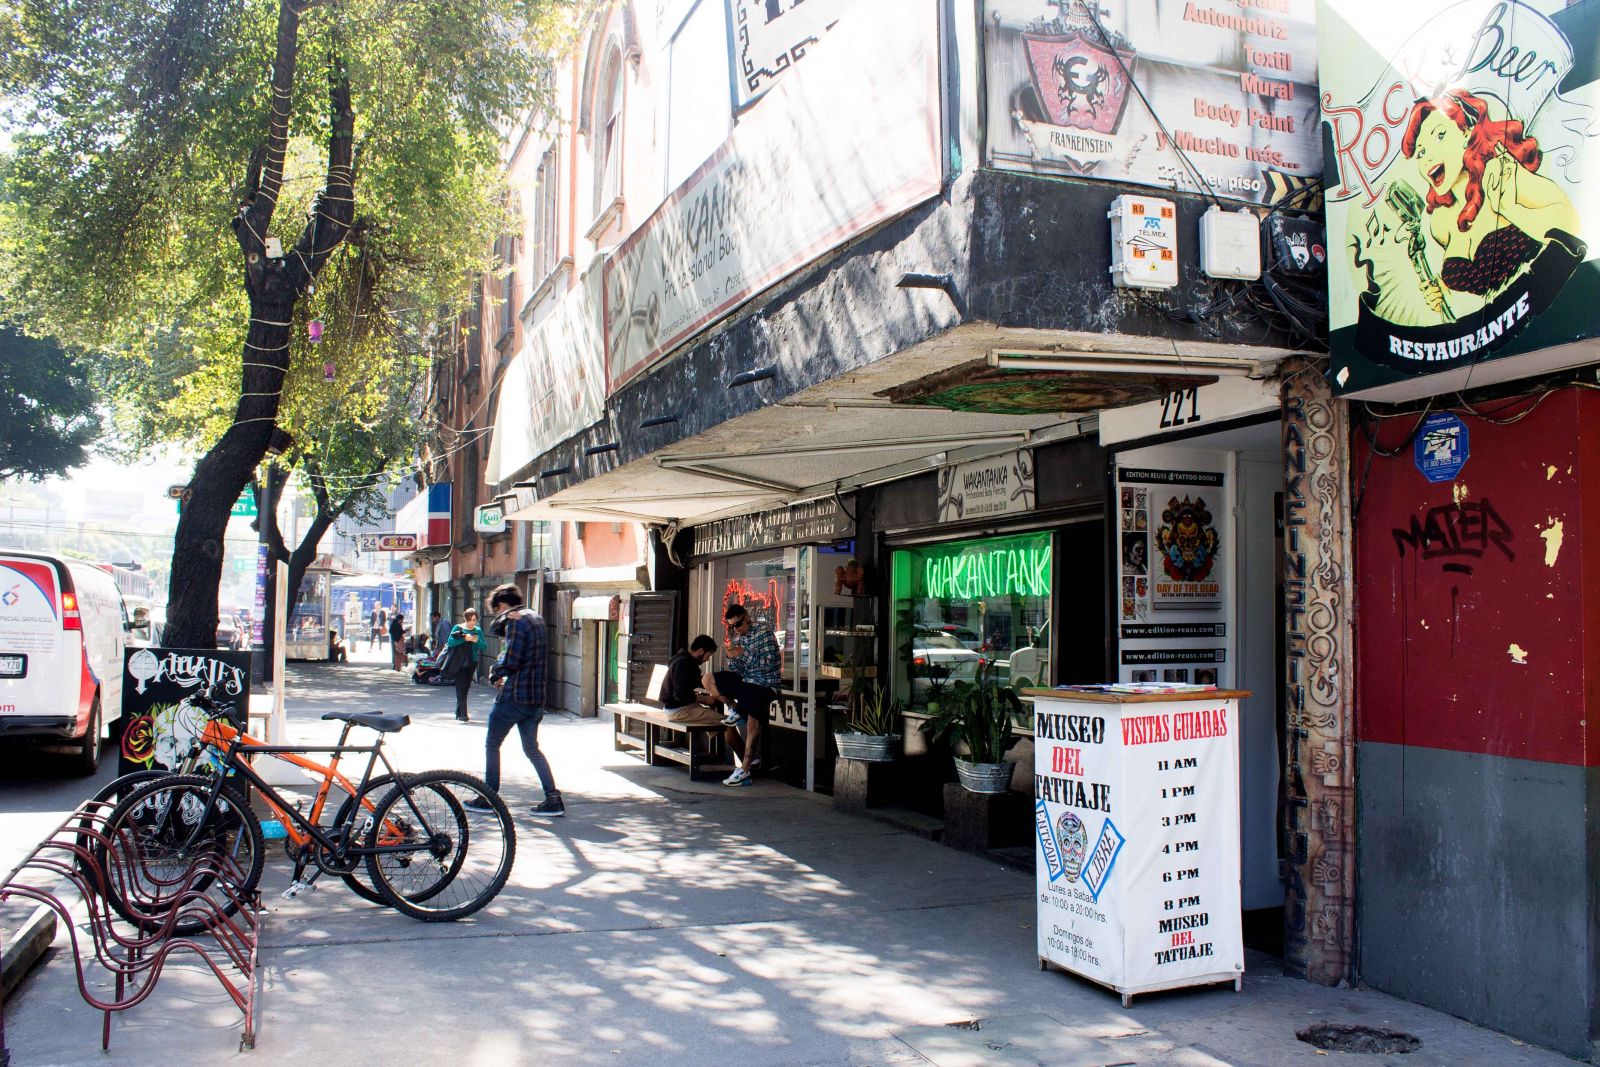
[663,635,723,726]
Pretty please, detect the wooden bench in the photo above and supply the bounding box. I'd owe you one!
[606,664,732,782]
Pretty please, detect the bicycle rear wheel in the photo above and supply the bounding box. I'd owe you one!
[363,770,515,922]
[102,774,264,935]
[332,772,463,905]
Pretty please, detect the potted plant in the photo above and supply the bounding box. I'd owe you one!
[834,683,901,763]
[921,664,1022,794]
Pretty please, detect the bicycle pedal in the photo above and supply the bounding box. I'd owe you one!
[281,878,319,900]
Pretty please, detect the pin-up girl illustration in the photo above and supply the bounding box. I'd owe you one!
[1401,89,1580,317]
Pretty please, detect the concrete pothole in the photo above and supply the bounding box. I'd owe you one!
[1297,1023,1422,1054]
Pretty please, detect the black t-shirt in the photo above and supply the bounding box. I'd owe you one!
[662,650,703,708]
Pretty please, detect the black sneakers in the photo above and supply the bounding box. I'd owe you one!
[530,792,566,818]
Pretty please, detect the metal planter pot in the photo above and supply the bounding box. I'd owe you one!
[955,758,1015,794]
[835,732,901,763]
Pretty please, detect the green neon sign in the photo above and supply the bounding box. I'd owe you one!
[924,545,1050,599]
[896,532,1053,601]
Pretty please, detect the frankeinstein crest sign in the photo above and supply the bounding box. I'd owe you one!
[1320,0,1600,399]
[1018,29,1136,166]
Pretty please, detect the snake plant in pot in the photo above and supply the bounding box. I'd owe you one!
[834,683,901,763]
[921,663,1023,793]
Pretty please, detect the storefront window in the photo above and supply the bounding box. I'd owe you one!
[890,532,1052,711]
[711,550,799,689]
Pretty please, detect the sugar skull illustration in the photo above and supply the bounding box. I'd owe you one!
[1156,496,1221,583]
[1056,811,1089,882]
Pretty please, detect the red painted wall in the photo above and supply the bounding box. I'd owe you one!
[1355,388,1596,766]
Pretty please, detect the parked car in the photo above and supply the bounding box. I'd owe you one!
[909,627,983,700]
[215,612,246,650]
[0,550,129,774]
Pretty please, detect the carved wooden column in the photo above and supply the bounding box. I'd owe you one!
[1280,360,1357,985]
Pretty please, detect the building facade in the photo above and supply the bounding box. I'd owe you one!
[467,0,1600,1057]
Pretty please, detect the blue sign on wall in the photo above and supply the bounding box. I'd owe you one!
[1414,413,1470,484]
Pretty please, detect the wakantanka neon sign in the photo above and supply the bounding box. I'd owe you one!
[923,544,1051,599]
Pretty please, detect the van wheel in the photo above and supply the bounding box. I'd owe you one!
[71,695,102,777]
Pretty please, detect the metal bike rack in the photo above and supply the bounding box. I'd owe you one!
[0,797,262,1057]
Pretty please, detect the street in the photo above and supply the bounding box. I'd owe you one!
[0,654,1570,1066]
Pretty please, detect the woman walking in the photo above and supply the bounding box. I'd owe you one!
[445,608,484,722]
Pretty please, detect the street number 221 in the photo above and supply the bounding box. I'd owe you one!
[1159,387,1201,429]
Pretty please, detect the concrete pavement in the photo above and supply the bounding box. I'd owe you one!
[0,655,1575,1065]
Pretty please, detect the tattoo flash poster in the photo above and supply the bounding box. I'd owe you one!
[1320,0,1600,396]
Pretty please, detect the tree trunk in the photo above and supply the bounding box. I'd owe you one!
[162,6,355,646]
[164,306,294,649]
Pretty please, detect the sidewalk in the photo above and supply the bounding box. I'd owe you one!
[1,660,1572,1066]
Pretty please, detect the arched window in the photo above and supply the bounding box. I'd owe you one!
[593,48,624,219]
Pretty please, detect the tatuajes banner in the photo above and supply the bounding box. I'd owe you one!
[726,0,859,111]
[118,648,251,775]
[1320,0,1600,398]
[985,0,1322,205]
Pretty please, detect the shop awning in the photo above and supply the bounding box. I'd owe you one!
[571,595,621,621]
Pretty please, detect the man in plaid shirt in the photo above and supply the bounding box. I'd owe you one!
[469,583,564,817]
[705,603,779,787]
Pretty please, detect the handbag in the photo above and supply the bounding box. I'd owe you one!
[437,642,470,680]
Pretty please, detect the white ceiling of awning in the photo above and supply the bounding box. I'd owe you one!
[504,324,1299,527]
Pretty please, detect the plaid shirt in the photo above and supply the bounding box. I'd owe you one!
[733,620,780,689]
[490,608,546,706]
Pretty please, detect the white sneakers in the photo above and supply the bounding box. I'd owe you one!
[723,768,752,786]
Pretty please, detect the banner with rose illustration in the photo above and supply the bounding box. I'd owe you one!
[118,648,251,775]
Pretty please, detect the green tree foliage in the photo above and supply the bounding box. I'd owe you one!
[0,327,103,481]
[0,0,570,646]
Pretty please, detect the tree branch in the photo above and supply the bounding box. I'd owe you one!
[233,0,302,261]
[285,63,356,294]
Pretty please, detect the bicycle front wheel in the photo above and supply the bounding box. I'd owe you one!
[363,770,515,922]
[103,774,264,935]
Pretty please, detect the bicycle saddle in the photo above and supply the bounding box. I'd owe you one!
[321,711,411,733]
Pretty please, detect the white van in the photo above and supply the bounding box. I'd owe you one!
[0,550,129,773]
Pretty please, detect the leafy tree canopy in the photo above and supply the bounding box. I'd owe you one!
[0,0,571,459]
[0,326,103,481]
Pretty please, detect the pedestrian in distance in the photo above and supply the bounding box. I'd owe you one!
[369,606,384,651]
[467,583,564,818]
[702,603,778,786]
[389,612,406,671]
[443,608,483,722]
[430,610,450,655]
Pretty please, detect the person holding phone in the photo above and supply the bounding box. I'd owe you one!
[444,608,484,722]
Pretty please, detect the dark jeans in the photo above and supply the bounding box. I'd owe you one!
[453,666,474,718]
[484,695,557,796]
[712,671,775,722]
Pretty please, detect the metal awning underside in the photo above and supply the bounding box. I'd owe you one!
[500,325,1293,527]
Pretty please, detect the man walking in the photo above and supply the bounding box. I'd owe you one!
[469,583,564,817]
[369,606,384,651]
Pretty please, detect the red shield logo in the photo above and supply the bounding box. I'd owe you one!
[1023,31,1134,135]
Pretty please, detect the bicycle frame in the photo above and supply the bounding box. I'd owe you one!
[182,718,418,865]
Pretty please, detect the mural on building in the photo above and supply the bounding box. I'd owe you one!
[985,0,1322,204]
[1321,0,1600,395]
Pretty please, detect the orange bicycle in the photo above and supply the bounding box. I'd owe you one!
[98,689,515,931]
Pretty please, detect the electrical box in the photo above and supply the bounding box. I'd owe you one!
[1199,206,1262,280]
[1108,195,1178,290]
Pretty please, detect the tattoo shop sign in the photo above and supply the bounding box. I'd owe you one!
[1320,0,1599,400]
[726,0,860,112]
[937,450,1036,522]
[604,0,940,392]
[985,0,1321,205]
[691,498,854,558]
[118,648,252,775]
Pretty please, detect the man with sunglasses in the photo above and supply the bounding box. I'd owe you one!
[703,603,778,786]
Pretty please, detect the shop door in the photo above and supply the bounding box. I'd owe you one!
[626,592,678,702]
